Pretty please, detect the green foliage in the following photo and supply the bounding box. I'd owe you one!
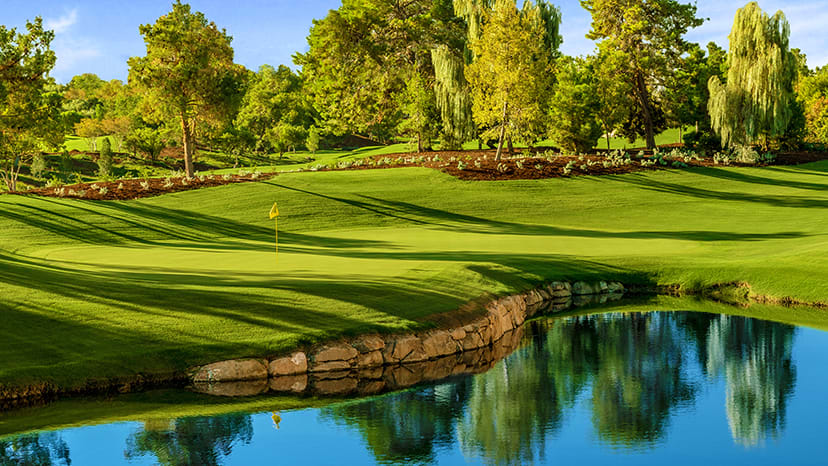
[235,64,312,153]
[29,153,47,179]
[306,126,321,154]
[466,0,558,159]
[665,42,727,138]
[431,45,475,150]
[548,56,602,154]
[798,67,828,143]
[398,73,439,152]
[708,2,798,148]
[295,0,461,142]
[128,1,245,177]
[125,127,166,162]
[98,137,113,178]
[583,0,703,149]
[0,17,63,192]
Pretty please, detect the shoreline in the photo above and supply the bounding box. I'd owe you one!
[1,280,825,410]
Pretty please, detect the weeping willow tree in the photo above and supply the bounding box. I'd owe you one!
[708,2,798,148]
[431,46,476,149]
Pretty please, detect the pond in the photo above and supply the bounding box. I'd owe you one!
[3,307,828,465]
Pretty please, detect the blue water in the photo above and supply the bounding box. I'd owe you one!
[4,311,828,465]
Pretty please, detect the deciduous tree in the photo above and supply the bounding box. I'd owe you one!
[708,2,798,148]
[466,0,559,160]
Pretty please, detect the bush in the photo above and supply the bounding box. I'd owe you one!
[733,145,759,164]
[98,138,113,178]
[683,130,722,152]
[30,153,47,179]
[306,126,321,154]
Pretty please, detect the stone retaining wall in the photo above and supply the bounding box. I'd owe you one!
[191,280,626,396]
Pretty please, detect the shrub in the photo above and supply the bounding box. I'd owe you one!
[140,181,150,191]
[306,126,321,154]
[98,138,113,178]
[30,153,47,179]
[515,160,524,169]
[733,145,760,164]
[713,151,734,165]
[457,161,467,170]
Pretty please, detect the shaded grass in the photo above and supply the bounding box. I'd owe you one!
[0,161,827,391]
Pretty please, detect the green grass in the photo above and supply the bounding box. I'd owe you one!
[1,162,827,392]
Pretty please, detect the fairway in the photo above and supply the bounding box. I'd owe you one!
[2,162,828,389]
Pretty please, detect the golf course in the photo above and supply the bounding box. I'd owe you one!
[2,160,827,393]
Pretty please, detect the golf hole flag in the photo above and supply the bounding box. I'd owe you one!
[269,203,279,257]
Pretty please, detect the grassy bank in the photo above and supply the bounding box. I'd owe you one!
[2,295,827,439]
[1,161,827,391]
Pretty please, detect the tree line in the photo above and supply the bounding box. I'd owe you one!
[2,0,828,188]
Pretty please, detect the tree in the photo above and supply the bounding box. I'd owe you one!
[798,67,828,143]
[708,2,798,149]
[590,51,633,150]
[98,137,113,178]
[128,1,244,178]
[266,122,305,158]
[582,0,703,149]
[0,17,63,192]
[306,126,321,154]
[125,126,166,162]
[548,56,602,153]
[235,64,312,154]
[664,42,726,142]
[466,0,559,160]
[398,72,439,152]
[74,117,104,150]
[295,0,464,143]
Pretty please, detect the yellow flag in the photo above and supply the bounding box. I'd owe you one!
[269,203,279,257]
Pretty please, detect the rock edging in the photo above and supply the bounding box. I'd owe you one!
[190,280,627,392]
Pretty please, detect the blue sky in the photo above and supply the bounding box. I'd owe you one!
[3,0,828,83]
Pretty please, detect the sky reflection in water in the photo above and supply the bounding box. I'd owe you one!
[3,311,828,465]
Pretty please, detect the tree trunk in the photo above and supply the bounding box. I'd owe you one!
[507,135,514,158]
[634,71,656,150]
[606,129,611,150]
[695,120,699,134]
[417,133,423,153]
[679,126,683,145]
[495,101,508,161]
[181,115,194,178]
[478,139,482,151]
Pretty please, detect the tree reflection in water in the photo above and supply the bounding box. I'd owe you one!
[320,312,798,464]
[124,414,252,466]
[0,432,71,466]
[115,312,798,465]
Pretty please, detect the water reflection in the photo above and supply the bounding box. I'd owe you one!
[8,311,804,465]
[123,414,252,465]
[320,312,798,463]
[0,432,71,465]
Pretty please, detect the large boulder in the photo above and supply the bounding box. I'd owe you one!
[268,352,308,376]
[191,359,268,383]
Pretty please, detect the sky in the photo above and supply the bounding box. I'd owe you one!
[3,0,828,84]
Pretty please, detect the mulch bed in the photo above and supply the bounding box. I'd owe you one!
[7,148,827,201]
[13,173,274,201]
[317,149,828,181]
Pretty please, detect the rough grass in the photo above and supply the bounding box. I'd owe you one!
[1,161,827,391]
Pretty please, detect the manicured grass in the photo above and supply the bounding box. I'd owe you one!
[1,162,827,391]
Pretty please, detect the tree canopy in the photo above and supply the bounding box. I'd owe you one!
[582,0,704,149]
[708,2,798,148]
[128,0,245,177]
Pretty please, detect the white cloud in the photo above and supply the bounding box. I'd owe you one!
[45,9,78,34]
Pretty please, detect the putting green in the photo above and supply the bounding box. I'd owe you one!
[1,163,827,389]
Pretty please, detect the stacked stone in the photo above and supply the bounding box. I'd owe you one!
[189,280,628,397]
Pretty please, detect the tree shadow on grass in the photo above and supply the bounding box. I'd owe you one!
[0,244,658,387]
[611,173,828,209]
[691,166,828,192]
